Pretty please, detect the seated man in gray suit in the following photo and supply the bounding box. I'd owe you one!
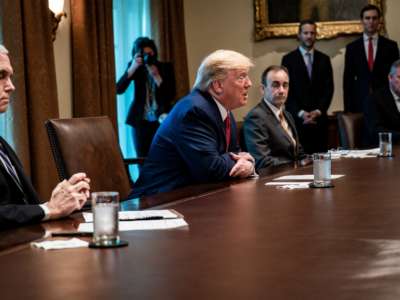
[244,65,307,171]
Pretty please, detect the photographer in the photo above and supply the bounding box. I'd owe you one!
[116,37,176,157]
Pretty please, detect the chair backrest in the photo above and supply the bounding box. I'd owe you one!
[45,116,132,200]
[337,112,364,149]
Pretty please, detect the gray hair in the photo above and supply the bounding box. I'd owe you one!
[193,49,253,91]
[0,45,9,55]
[389,59,400,76]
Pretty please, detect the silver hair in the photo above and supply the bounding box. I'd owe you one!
[193,49,253,91]
[389,59,400,76]
[0,45,9,55]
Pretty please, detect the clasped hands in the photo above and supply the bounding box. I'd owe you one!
[229,152,255,178]
[302,109,321,125]
[45,172,91,220]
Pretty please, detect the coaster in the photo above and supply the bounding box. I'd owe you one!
[309,182,334,189]
[89,240,129,248]
[377,154,394,158]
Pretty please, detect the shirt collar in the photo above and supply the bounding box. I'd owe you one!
[263,97,283,120]
[390,87,400,101]
[299,46,314,56]
[363,33,378,42]
[212,97,228,121]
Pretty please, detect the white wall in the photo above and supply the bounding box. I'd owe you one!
[53,0,400,120]
[184,0,400,120]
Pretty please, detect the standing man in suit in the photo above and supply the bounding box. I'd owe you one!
[282,20,334,154]
[366,59,400,145]
[131,50,256,197]
[116,37,176,157]
[244,66,306,171]
[0,45,91,229]
[343,4,399,114]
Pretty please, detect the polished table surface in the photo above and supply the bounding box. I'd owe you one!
[2,154,400,299]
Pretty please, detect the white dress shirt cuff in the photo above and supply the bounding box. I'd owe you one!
[298,110,305,118]
[40,203,50,221]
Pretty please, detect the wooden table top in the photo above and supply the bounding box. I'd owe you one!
[2,155,400,299]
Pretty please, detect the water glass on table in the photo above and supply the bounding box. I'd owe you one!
[378,132,392,157]
[311,152,333,188]
[90,191,128,248]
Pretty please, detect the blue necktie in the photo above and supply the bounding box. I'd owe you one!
[305,52,312,79]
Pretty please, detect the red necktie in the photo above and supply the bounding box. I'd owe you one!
[225,113,231,151]
[368,37,374,71]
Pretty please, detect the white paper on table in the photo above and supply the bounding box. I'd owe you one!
[83,209,179,223]
[31,238,88,250]
[265,181,312,186]
[343,148,380,158]
[78,219,188,232]
[273,174,345,181]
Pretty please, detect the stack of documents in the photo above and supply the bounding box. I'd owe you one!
[329,148,379,159]
[31,238,88,250]
[265,174,345,189]
[78,209,188,232]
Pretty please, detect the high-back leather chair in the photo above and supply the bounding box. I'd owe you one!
[337,112,364,149]
[45,116,140,200]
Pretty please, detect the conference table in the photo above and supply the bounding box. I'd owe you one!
[2,153,400,299]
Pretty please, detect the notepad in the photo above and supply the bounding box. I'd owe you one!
[82,209,180,223]
[78,219,188,232]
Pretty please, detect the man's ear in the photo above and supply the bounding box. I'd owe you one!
[211,80,223,95]
[260,84,266,96]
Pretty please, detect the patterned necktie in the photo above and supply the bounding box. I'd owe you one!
[368,37,374,71]
[224,113,231,151]
[279,112,296,147]
[305,52,312,79]
[0,143,21,185]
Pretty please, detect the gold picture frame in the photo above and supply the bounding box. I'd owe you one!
[254,0,384,40]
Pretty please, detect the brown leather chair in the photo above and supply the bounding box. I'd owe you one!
[336,112,364,149]
[45,116,143,201]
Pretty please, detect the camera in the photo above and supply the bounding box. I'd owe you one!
[142,53,157,66]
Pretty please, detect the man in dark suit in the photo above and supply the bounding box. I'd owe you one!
[366,59,400,145]
[0,45,90,229]
[343,5,399,115]
[131,50,256,197]
[282,20,333,154]
[116,37,176,157]
[244,66,306,171]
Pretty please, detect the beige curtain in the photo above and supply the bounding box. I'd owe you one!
[150,0,190,101]
[70,0,117,130]
[0,0,60,200]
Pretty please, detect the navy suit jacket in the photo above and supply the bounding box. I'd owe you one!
[281,48,334,122]
[244,100,304,170]
[0,137,44,229]
[343,35,399,113]
[131,89,240,197]
[116,61,176,127]
[365,86,400,145]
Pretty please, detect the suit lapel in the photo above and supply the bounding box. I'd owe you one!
[262,102,293,146]
[295,49,311,82]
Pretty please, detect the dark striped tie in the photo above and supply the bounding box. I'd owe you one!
[0,142,21,185]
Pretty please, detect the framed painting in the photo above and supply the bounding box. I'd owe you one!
[254,0,384,40]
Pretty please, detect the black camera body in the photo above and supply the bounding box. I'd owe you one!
[142,53,157,66]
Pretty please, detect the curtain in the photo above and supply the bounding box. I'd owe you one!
[0,0,60,200]
[70,0,117,129]
[150,0,190,100]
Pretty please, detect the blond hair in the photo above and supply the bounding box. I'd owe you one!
[0,45,9,55]
[193,50,253,91]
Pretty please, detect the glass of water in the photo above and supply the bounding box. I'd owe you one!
[378,132,392,157]
[91,191,121,247]
[312,152,332,188]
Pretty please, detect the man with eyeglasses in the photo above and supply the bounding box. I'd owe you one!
[244,65,307,171]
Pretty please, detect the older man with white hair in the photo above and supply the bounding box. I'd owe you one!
[131,49,255,197]
[0,45,90,229]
